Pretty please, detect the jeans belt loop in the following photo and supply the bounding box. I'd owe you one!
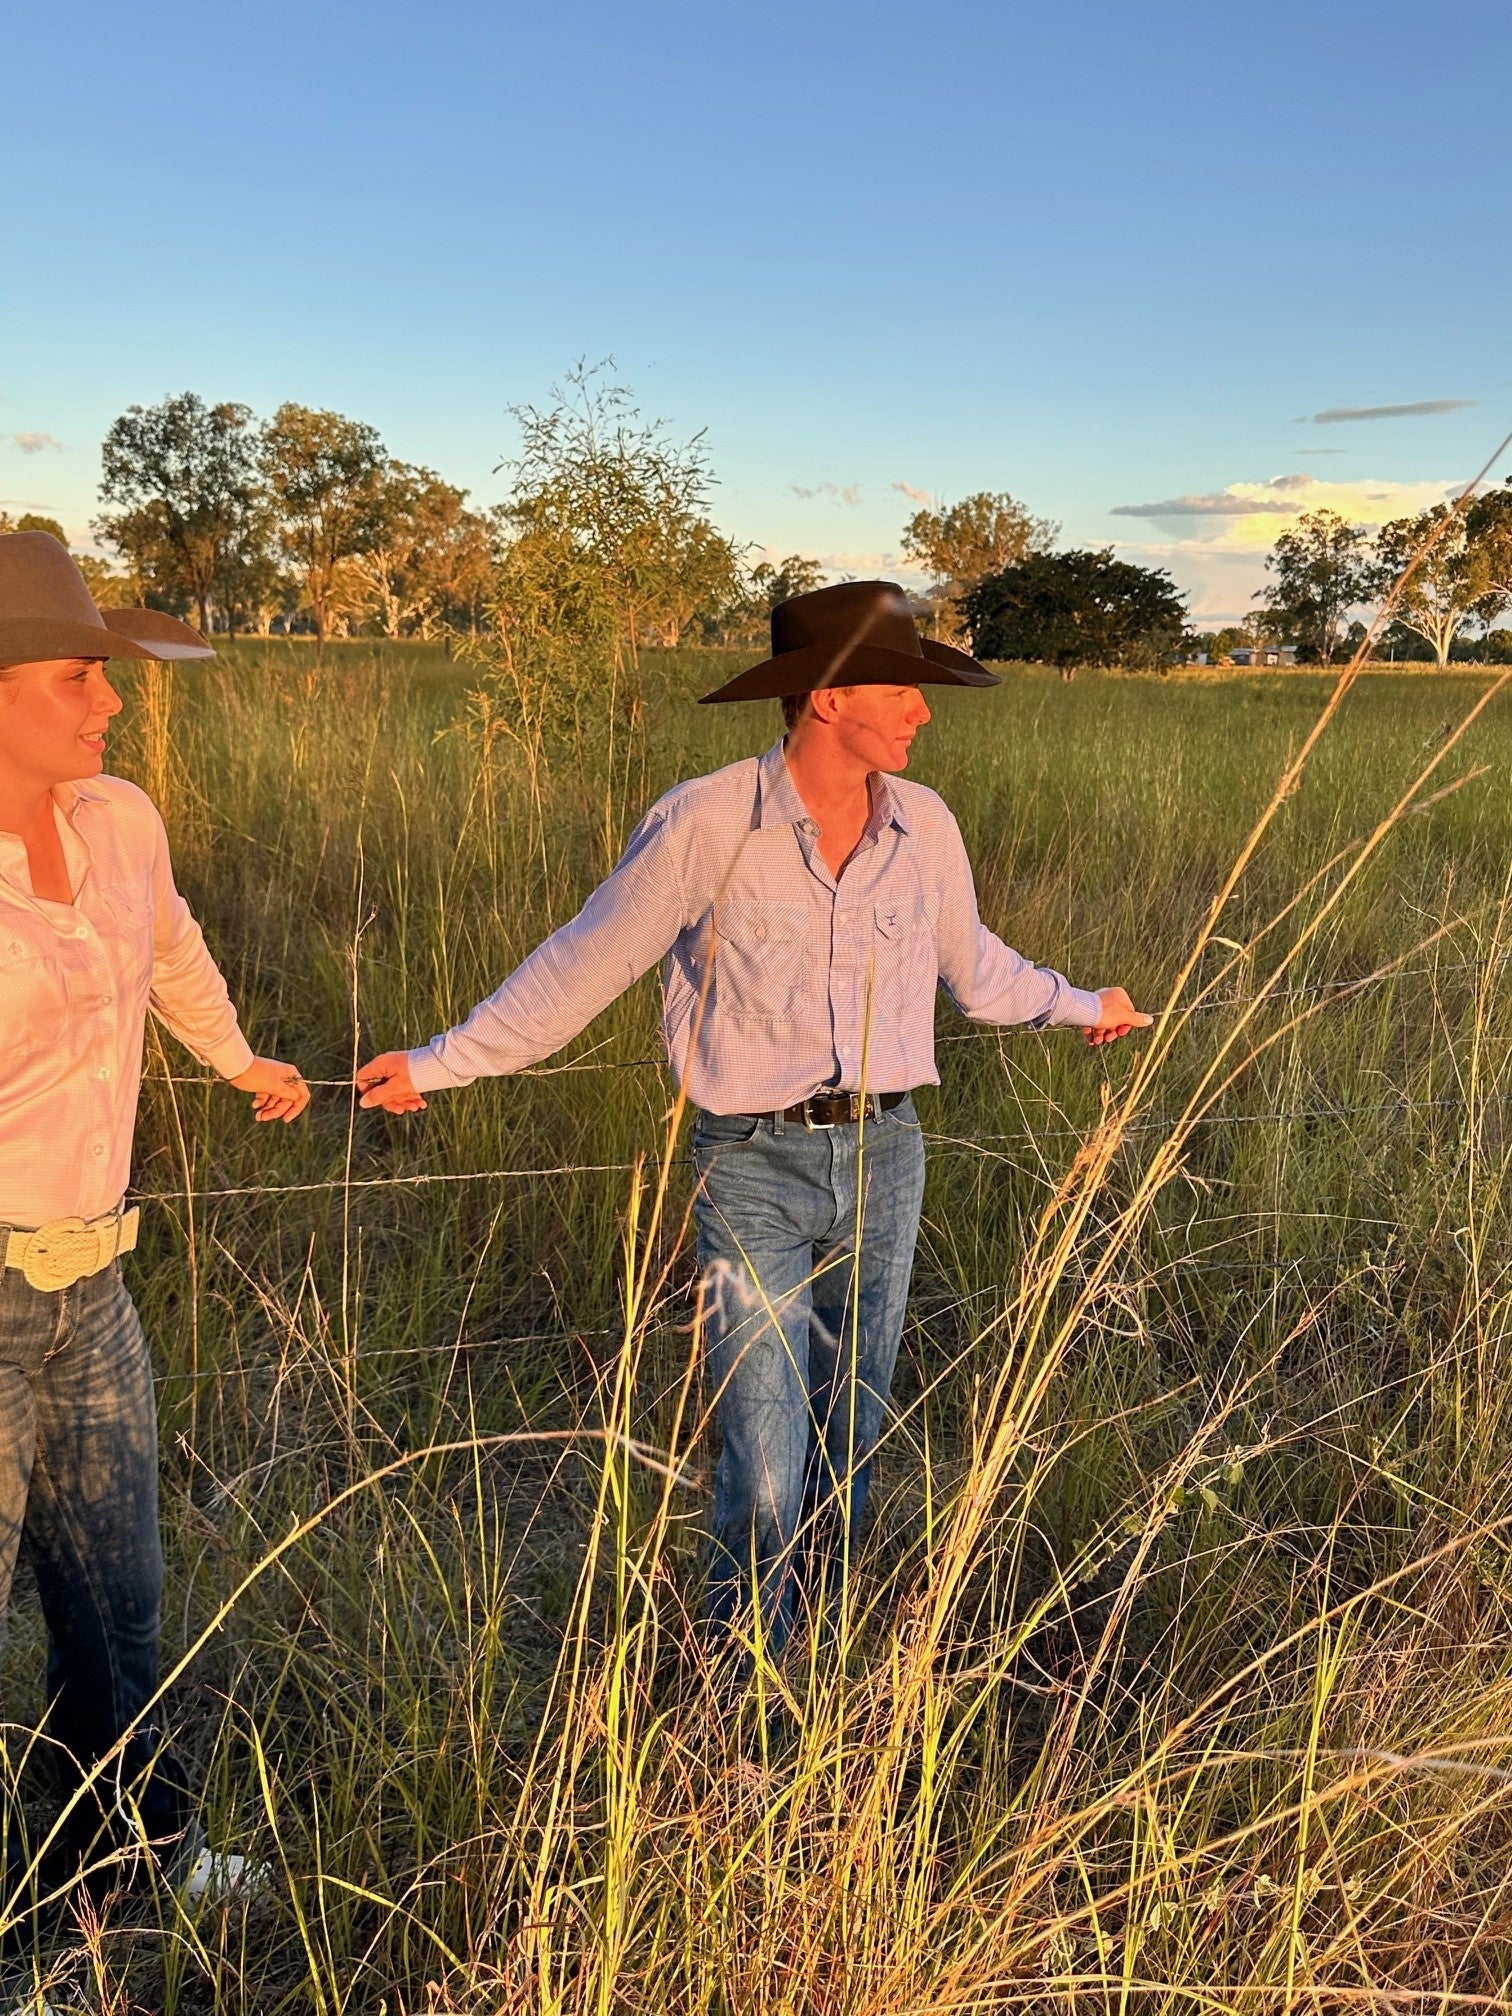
[771,1106,785,1138]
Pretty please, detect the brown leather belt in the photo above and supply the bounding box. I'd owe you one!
[754,1091,909,1129]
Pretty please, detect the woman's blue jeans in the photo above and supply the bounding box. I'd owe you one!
[693,1097,926,1659]
[0,1256,191,1881]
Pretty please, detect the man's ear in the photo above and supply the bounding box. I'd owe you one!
[806,686,847,725]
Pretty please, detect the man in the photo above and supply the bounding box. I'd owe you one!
[357,581,1149,1659]
[0,531,308,1920]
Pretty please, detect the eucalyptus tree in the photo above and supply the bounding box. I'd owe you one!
[260,403,386,644]
[901,490,1058,639]
[1372,506,1493,668]
[1255,508,1372,664]
[96,392,263,634]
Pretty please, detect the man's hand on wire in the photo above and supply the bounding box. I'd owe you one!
[229,1056,311,1122]
[1086,987,1154,1048]
[355,1051,428,1114]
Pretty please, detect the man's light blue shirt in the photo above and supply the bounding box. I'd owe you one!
[408,740,1100,1113]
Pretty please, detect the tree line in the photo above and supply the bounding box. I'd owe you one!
[1219,501,1512,668]
[12,370,1508,672]
[905,493,1512,672]
[2,370,824,650]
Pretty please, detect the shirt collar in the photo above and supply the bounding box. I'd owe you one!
[756,739,912,837]
[0,783,98,905]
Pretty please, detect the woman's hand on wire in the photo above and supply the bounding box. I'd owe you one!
[1086,987,1154,1047]
[356,1050,428,1114]
[229,1056,312,1122]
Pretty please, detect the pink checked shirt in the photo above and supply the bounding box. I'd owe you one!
[0,776,253,1228]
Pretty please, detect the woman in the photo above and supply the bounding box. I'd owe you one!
[0,530,307,1908]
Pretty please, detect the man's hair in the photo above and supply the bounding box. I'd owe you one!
[781,693,810,731]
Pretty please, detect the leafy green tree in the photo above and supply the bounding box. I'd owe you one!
[348,462,497,639]
[1371,506,1491,668]
[96,393,262,634]
[494,360,737,686]
[748,553,824,612]
[963,548,1188,670]
[11,513,67,544]
[1465,483,1512,627]
[484,363,741,863]
[901,490,1057,639]
[260,403,386,643]
[1255,508,1371,664]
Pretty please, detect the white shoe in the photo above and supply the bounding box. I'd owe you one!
[178,1848,268,1907]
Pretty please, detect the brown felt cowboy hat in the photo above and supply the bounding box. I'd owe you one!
[699,578,998,704]
[0,531,214,669]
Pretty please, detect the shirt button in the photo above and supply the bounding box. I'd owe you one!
[99,993,114,1007]
[754,922,767,940]
[97,1066,110,1079]
[92,1143,105,1158]
[75,925,88,939]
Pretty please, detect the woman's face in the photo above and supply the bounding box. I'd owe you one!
[0,657,124,791]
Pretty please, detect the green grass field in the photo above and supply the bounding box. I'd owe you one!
[9,640,1512,2011]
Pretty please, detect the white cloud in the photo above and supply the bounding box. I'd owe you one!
[810,548,930,589]
[10,432,63,455]
[1112,473,1454,554]
[891,480,933,505]
[790,481,863,507]
[1108,472,1459,623]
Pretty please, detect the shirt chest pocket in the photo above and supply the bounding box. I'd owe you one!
[92,884,154,1002]
[713,900,810,1022]
[0,925,74,1062]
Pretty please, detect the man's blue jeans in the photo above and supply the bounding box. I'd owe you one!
[693,1097,926,1658]
[0,1257,191,1880]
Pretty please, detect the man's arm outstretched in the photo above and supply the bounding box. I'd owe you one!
[931,801,1150,1047]
[358,807,687,1113]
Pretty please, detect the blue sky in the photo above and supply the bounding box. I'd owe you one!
[3,0,1508,621]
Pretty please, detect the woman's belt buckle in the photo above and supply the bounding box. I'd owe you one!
[20,1217,104,1293]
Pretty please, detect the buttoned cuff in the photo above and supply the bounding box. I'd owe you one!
[1052,983,1104,1029]
[407,1041,466,1094]
[208,1030,256,1080]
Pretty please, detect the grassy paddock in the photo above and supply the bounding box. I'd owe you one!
[7,643,1512,2009]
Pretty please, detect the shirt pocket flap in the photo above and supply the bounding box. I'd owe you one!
[874,902,905,940]
[715,901,806,952]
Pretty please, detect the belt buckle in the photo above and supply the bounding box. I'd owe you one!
[803,1098,838,1130]
[20,1217,103,1293]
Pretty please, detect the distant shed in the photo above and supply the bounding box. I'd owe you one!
[1229,646,1298,667]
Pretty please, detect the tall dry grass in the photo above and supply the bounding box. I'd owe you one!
[5,640,1512,2010]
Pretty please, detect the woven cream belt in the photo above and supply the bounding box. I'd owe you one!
[3,1206,140,1293]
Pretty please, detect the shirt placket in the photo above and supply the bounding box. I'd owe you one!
[792,813,884,1091]
[60,907,119,1208]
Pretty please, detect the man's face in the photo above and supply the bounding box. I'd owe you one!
[0,657,123,789]
[824,683,932,773]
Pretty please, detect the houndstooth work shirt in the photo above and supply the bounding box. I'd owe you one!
[0,776,253,1227]
[408,739,1101,1114]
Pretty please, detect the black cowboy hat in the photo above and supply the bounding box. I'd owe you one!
[699,579,999,704]
[0,531,213,669]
